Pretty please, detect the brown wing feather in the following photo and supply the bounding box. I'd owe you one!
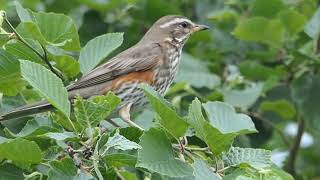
[67,43,163,91]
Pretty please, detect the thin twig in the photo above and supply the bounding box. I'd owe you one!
[249,112,290,146]
[4,18,44,59]
[285,117,304,177]
[185,147,209,151]
[40,44,65,80]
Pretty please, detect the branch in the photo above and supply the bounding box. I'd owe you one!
[3,14,65,81]
[285,117,304,176]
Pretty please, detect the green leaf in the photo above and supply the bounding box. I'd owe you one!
[202,101,257,134]
[0,49,26,96]
[41,132,77,141]
[222,147,272,169]
[278,9,307,36]
[4,117,60,138]
[193,159,221,180]
[5,40,42,63]
[268,165,294,180]
[79,33,123,74]
[233,17,285,47]
[32,12,80,50]
[101,130,141,154]
[0,164,24,180]
[222,83,263,110]
[52,55,80,78]
[74,92,121,129]
[188,99,256,156]
[15,1,33,22]
[175,53,220,89]
[20,60,71,117]
[15,10,80,51]
[104,153,137,167]
[187,99,237,155]
[259,99,296,120]
[16,22,49,46]
[223,165,293,180]
[119,126,144,143]
[251,0,286,18]
[291,74,320,130]
[47,158,77,180]
[141,84,188,138]
[136,128,193,177]
[304,7,320,39]
[0,138,42,167]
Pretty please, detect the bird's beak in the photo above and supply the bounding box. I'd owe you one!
[192,24,210,32]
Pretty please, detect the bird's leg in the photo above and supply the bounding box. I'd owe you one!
[119,103,144,131]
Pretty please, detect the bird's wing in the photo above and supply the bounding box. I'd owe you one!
[67,43,163,91]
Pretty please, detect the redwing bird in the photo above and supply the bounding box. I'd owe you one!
[0,15,209,130]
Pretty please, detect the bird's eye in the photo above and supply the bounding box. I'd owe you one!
[180,22,188,28]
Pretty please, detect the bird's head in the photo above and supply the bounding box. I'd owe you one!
[140,15,210,45]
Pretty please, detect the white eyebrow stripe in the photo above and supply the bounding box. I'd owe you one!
[159,18,193,28]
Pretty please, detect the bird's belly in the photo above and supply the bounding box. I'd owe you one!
[113,80,148,110]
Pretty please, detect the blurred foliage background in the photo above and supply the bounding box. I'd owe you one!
[1,0,320,179]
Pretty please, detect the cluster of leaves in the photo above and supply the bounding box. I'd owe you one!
[0,0,319,179]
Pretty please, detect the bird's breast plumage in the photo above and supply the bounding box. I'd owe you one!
[113,41,182,110]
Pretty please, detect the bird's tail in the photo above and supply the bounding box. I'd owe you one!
[0,101,53,121]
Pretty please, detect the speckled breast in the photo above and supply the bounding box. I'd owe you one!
[114,43,182,110]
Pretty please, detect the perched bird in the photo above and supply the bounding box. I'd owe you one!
[0,15,209,129]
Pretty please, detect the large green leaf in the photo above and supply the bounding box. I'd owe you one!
[15,1,33,22]
[278,9,307,36]
[222,147,272,169]
[100,130,141,155]
[79,33,123,74]
[223,165,293,180]
[136,128,193,177]
[202,101,257,134]
[16,22,47,45]
[0,164,24,180]
[304,7,320,39]
[193,159,221,180]
[0,138,42,167]
[47,158,94,180]
[141,84,188,138]
[0,49,25,96]
[233,17,285,47]
[291,74,320,130]
[74,92,121,131]
[4,117,60,138]
[251,0,286,18]
[104,153,137,167]
[187,99,241,155]
[5,40,42,63]
[32,12,80,50]
[259,99,296,120]
[20,60,70,117]
[15,3,80,50]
